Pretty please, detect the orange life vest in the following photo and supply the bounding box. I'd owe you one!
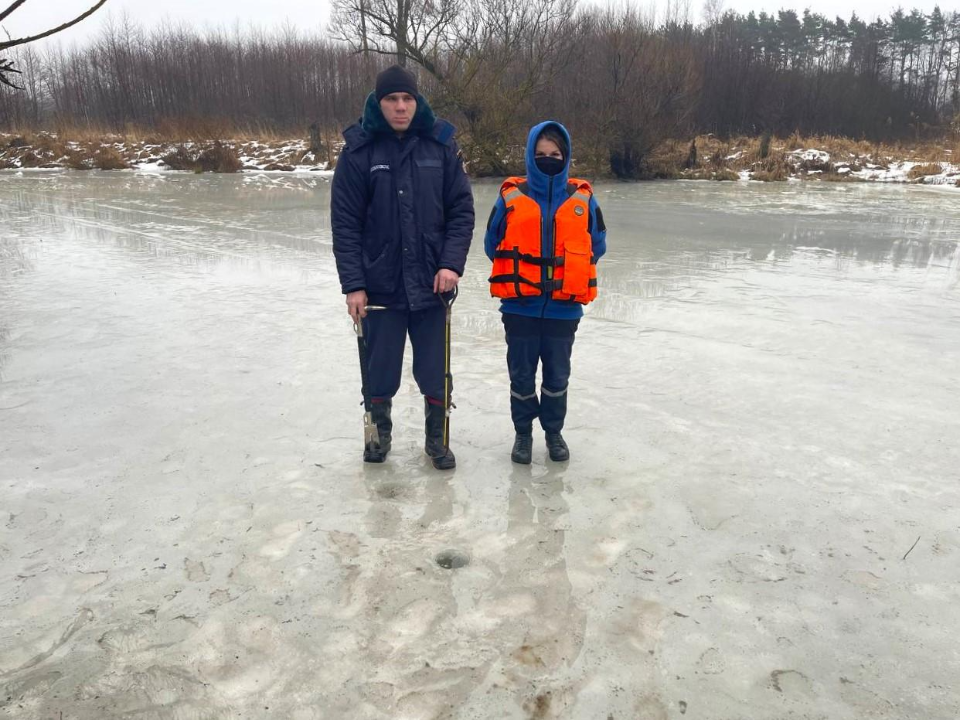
[488,176,598,305]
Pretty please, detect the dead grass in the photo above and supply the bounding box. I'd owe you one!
[159,146,192,170]
[712,169,739,181]
[907,163,942,179]
[93,147,130,170]
[643,151,682,179]
[32,134,69,158]
[708,143,731,170]
[752,168,788,182]
[64,153,92,170]
[43,120,319,144]
[2,119,330,146]
[819,172,865,183]
[0,129,327,172]
[681,168,738,180]
[2,127,956,181]
[643,133,956,182]
[18,151,42,168]
[798,156,833,174]
[752,151,791,181]
[198,143,242,173]
[160,142,242,173]
[785,131,804,150]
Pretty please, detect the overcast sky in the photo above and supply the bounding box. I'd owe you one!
[3,0,956,49]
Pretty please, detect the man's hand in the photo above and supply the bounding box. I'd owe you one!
[346,290,368,324]
[433,269,459,294]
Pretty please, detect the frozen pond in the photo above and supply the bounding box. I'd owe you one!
[2,171,959,719]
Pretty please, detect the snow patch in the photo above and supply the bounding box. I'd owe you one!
[793,149,831,164]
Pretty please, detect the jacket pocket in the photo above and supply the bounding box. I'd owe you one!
[362,241,399,294]
[415,158,444,224]
[421,231,443,280]
[561,244,591,297]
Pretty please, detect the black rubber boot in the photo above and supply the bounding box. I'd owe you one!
[511,433,533,464]
[363,401,393,463]
[424,399,456,470]
[545,432,569,462]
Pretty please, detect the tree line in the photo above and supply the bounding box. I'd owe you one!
[697,6,960,140]
[1,2,958,177]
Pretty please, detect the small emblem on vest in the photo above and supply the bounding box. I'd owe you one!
[370,164,390,173]
[574,205,585,216]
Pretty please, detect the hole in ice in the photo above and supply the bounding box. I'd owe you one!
[435,550,469,570]
[375,481,405,499]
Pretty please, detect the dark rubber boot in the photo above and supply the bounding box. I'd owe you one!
[363,401,393,463]
[511,433,533,465]
[424,399,456,470]
[431,448,456,470]
[545,432,569,462]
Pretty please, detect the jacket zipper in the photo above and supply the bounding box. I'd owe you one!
[541,176,554,319]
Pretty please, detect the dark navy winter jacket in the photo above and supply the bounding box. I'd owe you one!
[483,121,606,320]
[332,93,475,311]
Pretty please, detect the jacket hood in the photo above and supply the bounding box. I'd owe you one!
[361,92,437,136]
[524,120,571,199]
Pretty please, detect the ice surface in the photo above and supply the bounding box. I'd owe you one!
[1,172,959,718]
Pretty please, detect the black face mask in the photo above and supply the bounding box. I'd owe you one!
[535,156,565,176]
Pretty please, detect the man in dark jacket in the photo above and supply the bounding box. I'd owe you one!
[332,65,474,469]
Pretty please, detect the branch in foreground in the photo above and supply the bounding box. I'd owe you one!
[0,1,30,26]
[0,57,23,88]
[0,0,109,51]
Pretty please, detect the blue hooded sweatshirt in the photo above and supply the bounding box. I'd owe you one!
[483,120,607,320]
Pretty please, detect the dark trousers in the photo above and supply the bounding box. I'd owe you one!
[502,314,579,434]
[362,306,446,402]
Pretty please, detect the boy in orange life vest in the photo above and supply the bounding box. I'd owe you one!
[483,121,607,464]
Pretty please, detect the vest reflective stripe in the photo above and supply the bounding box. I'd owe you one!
[489,176,598,305]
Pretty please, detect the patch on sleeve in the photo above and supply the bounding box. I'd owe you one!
[485,204,498,232]
[595,205,606,233]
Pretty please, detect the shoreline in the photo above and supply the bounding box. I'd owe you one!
[1,131,958,188]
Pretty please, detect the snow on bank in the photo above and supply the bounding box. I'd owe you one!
[849,160,960,186]
[729,147,960,189]
[0,133,337,175]
[798,148,958,187]
[2,132,959,187]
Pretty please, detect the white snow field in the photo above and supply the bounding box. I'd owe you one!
[1,171,959,719]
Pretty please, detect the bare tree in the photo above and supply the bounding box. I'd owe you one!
[332,0,459,74]
[0,0,109,88]
[2,3,956,157]
[332,0,582,172]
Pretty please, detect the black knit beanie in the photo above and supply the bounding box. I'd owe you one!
[375,65,418,101]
